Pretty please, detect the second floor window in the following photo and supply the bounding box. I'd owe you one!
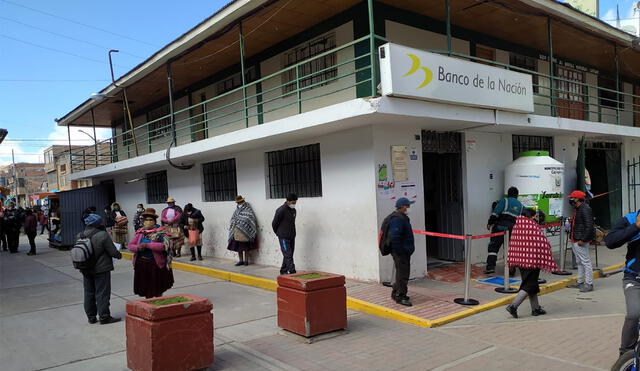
[510,53,539,93]
[282,33,337,94]
[598,75,624,109]
[216,67,257,95]
[147,104,171,141]
[512,135,554,159]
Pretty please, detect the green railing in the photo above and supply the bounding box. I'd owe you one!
[70,38,640,172]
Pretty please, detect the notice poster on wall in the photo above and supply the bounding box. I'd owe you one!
[391,145,409,181]
[397,182,418,200]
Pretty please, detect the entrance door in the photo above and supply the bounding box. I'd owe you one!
[556,66,586,120]
[585,142,622,229]
[422,131,464,261]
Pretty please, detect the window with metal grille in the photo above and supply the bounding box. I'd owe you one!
[216,67,257,95]
[202,159,237,202]
[598,75,624,109]
[113,118,133,146]
[267,143,322,199]
[282,34,337,94]
[146,171,168,204]
[510,53,539,93]
[512,135,554,159]
[146,104,170,141]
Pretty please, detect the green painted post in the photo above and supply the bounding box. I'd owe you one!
[367,0,377,96]
[239,22,249,127]
[296,66,301,114]
[548,17,556,117]
[615,44,620,125]
[445,0,452,55]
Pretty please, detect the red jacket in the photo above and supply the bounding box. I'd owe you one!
[24,215,37,234]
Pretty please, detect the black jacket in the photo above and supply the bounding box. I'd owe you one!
[4,208,23,232]
[571,202,594,242]
[182,209,205,233]
[79,226,122,274]
[604,214,640,281]
[272,204,296,240]
[388,211,415,255]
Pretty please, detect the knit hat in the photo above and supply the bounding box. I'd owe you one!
[84,213,103,226]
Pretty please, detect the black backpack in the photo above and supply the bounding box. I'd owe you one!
[378,213,397,256]
[70,231,98,270]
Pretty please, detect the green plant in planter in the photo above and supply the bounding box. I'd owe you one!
[293,273,328,280]
[146,296,193,306]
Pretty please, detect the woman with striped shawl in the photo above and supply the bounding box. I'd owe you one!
[227,195,258,266]
[505,208,559,319]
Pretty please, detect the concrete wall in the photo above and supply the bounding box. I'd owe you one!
[111,125,380,281]
[384,21,470,55]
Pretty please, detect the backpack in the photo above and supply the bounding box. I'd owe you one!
[71,231,98,270]
[378,213,397,256]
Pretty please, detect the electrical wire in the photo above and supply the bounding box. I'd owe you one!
[0,34,126,67]
[0,0,159,48]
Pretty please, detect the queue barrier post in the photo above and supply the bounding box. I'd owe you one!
[495,230,518,294]
[454,234,480,306]
[552,216,572,275]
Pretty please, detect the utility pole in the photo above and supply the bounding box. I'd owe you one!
[11,149,18,205]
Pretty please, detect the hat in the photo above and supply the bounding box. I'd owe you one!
[84,213,103,226]
[235,195,245,203]
[568,190,587,199]
[395,197,416,208]
[166,197,176,203]
[141,208,158,219]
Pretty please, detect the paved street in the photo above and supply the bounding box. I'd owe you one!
[0,235,630,370]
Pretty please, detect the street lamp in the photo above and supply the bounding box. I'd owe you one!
[77,129,96,143]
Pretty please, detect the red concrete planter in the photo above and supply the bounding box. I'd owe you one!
[277,271,347,337]
[125,294,213,371]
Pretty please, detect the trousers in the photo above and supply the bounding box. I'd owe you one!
[572,242,593,285]
[279,238,296,274]
[391,252,411,298]
[82,271,112,320]
[620,278,640,354]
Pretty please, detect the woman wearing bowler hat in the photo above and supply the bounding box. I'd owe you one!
[128,208,174,298]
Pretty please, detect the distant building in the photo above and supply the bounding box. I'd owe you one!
[43,145,95,192]
[0,163,46,207]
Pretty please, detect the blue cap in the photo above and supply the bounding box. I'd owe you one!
[84,213,103,226]
[395,197,415,208]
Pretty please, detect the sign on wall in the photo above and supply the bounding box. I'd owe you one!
[379,43,534,113]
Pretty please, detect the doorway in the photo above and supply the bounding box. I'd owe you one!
[422,131,465,261]
[585,142,622,229]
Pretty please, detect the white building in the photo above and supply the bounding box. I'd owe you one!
[58,0,640,282]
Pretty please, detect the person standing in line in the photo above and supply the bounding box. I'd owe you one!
[103,205,114,233]
[272,193,298,275]
[505,209,559,318]
[79,213,122,324]
[23,208,38,256]
[565,190,595,292]
[110,202,129,249]
[38,209,49,235]
[161,197,185,257]
[0,204,7,251]
[604,209,640,356]
[484,186,524,274]
[128,208,174,299]
[388,197,416,307]
[182,203,205,261]
[228,195,258,266]
[134,204,145,231]
[4,202,23,253]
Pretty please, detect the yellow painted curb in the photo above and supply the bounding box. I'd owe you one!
[120,252,625,329]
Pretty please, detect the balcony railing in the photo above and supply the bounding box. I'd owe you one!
[70,38,640,173]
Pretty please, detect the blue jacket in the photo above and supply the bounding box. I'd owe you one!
[488,197,523,231]
[604,212,640,280]
[389,211,415,255]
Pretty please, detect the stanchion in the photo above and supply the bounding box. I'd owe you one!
[454,234,480,306]
[495,230,518,294]
[552,216,572,275]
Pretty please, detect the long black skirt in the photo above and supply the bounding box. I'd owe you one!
[518,268,541,296]
[133,256,174,299]
[227,239,257,252]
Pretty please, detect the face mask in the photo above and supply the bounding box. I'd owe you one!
[143,220,155,229]
[288,204,296,209]
[569,199,577,207]
[137,208,143,212]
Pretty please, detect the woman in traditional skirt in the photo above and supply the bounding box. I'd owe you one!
[161,197,185,257]
[505,208,559,318]
[128,208,174,298]
[110,202,129,249]
[227,195,258,266]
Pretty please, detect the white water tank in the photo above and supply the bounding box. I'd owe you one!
[505,151,564,221]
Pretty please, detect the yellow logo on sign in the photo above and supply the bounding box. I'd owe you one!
[403,53,433,89]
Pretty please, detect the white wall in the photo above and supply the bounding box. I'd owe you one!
[385,21,470,55]
[112,125,380,281]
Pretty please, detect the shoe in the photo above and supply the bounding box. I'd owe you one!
[394,296,412,307]
[566,282,584,289]
[235,261,245,266]
[99,316,121,325]
[88,317,97,324]
[289,270,297,274]
[484,268,495,274]
[532,307,547,316]
[26,252,35,256]
[579,283,594,292]
[506,305,518,318]
[190,256,196,261]
[243,261,248,266]
[198,256,203,261]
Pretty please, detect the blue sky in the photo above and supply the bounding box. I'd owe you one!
[0,0,638,165]
[0,0,229,165]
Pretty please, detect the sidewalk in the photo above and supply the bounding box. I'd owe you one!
[149,240,627,326]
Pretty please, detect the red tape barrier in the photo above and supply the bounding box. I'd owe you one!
[471,231,506,240]
[411,220,563,242]
[412,229,467,240]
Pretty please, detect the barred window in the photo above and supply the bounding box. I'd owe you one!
[512,135,554,159]
[202,159,237,202]
[598,75,624,109]
[282,34,337,94]
[146,171,168,204]
[509,53,539,93]
[216,67,257,95]
[267,144,322,199]
[147,104,171,141]
[113,118,133,146]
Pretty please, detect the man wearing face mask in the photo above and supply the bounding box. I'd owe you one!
[388,197,416,306]
[134,204,145,231]
[272,193,298,275]
[565,190,595,292]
